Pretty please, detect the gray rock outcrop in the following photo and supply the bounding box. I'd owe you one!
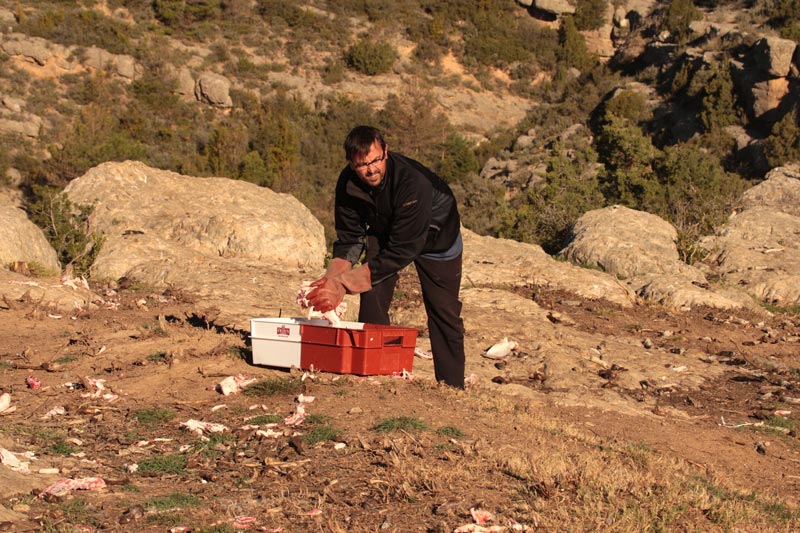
[462,228,635,307]
[753,36,797,78]
[701,165,800,307]
[83,46,137,79]
[560,205,748,310]
[194,72,233,107]
[534,0,575,16]
[0,33,66,66]
[0,198,60,273]
[63,161,326,327]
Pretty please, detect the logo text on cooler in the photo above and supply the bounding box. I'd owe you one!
[276,325,291,337]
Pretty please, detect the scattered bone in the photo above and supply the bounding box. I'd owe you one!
[0,447,31,473]
[181,419,228,435]
[233,516,257,530]
[0,393,15,414]
[414,347,433,359]
[284,404,306,427]
[482,338,518,360]
[217,374,258,396]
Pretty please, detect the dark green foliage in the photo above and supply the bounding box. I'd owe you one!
[205,123,249,178]
[346,38,397,76]
[574,0,608,31]
[436,134,480,184]
[699,59,740,133]
[655,142,745,262]
[662,0,702,45]
[763,0,800,41]
[18,7,136,55]
[603,90,651,124]
[765,107,800,168]
[557,16,594,71]
[45,103,148,184]
[27,186,104,276]
[154,0,222,28]
[596,116,664,212]
[500,144,604,253]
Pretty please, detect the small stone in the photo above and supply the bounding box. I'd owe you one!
[348,407,363,415]
[643,338,654,349]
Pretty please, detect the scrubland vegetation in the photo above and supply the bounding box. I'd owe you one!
[2,0,800,267]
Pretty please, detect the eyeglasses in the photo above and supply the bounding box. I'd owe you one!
[352,153,386,170]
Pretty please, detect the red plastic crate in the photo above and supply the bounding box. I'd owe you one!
[250,318,417,375]
[301,323,417,375]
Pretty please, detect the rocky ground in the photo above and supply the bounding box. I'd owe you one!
[0,270,799,532]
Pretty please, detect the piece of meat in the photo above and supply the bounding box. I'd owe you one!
[296,281,347,326]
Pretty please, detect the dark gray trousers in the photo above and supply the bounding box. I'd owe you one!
[358,253,465,389]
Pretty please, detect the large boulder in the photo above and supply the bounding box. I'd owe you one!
[753,36,797,78]
[701,165,800,307]
[63,161,327,327]
[462,228,635,307]
[0,33,66,66]
[561,206,748,310]
[194,72,233,107]
[83,46,137,79]
[534,0,575,16]
[0,197,59,273]
[562,205,680,279]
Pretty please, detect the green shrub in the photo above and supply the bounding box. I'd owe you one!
[655,142,746,262]
[500,143,604,253]
[205,123,249,178]
[602,90,651,124]
[346,38,397,75]
[699,58,740,133]
[557,16,594,71]
[661,0,702,45]
[765,107,800,168]
[26,185,104,277]
[574,0,608,31]
[18,7,136,55]
[596,116,663,211]
[763,0,800,41]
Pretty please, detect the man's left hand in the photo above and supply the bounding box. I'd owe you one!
[306,276,346,313]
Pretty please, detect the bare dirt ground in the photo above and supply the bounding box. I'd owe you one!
[1,273,799,532]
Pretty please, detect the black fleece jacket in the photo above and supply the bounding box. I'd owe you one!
[332,151,461,286]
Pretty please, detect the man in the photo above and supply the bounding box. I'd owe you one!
[306,125,466,388]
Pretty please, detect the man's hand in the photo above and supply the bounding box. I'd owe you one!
[310,258,352,288]
[339,264,371,294]
[306,276,346,313]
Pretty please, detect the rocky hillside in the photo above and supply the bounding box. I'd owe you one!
[1,1,799,247]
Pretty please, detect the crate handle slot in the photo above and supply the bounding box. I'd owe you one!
[383,335,403,346]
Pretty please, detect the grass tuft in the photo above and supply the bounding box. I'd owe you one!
[138,454,186,475]
[144,492,201,511]
[372,416,427,433]
[133,408,176,428]
[243,378,303,397]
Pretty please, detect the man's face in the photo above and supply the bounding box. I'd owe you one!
[350,141,387,188]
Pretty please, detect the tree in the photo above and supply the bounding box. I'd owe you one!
[699,58,739,133]
[205,123,249,178]
[557,16,593,71]
[595,116,664,212]
[656,142,745,262]
[662,0,701,45]
[765,107,800,168]
[501,144,604,253]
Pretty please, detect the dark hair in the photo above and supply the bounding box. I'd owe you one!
[344,126,386,161]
